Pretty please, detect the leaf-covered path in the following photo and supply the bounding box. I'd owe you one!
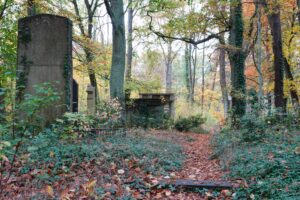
[151,131,232,200]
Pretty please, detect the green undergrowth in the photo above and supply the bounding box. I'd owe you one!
[212,113,300,200]
[6,127,184,184]
[175,114,206,132]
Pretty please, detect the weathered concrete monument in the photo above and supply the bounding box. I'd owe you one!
[16,14,73,124]
[126,93,175,127]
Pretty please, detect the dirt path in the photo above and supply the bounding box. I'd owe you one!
[151,132,231,200]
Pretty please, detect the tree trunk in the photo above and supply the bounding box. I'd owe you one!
[189,45,194,102]
[126,0,133,81]
[125,0,133,100]
[185,43,192,102]
[166,40,173,92]
[256,2,264,105]
[201,43,205,113]
[104,0,126,116]
[208,63,218,110]
[219,42,229,117]
[264,0,285,110]
[228,0,246,121]
[283,57,299,109]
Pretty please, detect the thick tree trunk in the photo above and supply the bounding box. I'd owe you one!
[104,0,126,115]
[228,0,246,120]
[166,41,173,92]
[265,1,285,110]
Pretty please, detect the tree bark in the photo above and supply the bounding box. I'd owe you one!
[283,57,299,109]
[219,40,229,117]
[166,40,173,92]
[104,0,126,116]
[264,0,285,110]
[201,43,205,113]
[228,0,246,120]
[185,43,192,102]
[256,2,264,105]
[126,0,133,81]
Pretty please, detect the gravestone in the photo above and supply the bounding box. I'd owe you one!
[86,85,96,115]
[16,14,73,125]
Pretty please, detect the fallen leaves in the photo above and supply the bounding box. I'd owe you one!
[1,130,231,200]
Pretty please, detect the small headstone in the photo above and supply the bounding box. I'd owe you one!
[86,85,95,115]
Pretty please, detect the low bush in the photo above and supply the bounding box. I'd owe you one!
[175,114,206,132]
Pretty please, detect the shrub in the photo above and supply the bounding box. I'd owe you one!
[94,99,123,128]
[239,113,266,142]
[175,114,206,132]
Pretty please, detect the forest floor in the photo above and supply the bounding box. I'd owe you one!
[150,130,232,200]
[1,129,233,200]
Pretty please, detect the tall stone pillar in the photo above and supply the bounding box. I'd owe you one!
[17,14,73,125]
[86,85,96,115]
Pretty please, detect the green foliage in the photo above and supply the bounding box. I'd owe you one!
[175,114,206,132]
[212,110,300,199]
[125,78,161,94]
[230,131,300,199]
[17,127,183,182]
[95,99,123,128]
[56,112,94,139]
[16,82,60,136]
[239,112,267,142]
[130,113,174,129]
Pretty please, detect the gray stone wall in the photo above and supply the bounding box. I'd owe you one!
[17,14,73,125]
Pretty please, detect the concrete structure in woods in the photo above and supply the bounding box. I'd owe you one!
[86,85,96,115]
[126,93,175,127]
[16,14,74,125]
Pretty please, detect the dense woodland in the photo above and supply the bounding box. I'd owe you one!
[0,0,299,199]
